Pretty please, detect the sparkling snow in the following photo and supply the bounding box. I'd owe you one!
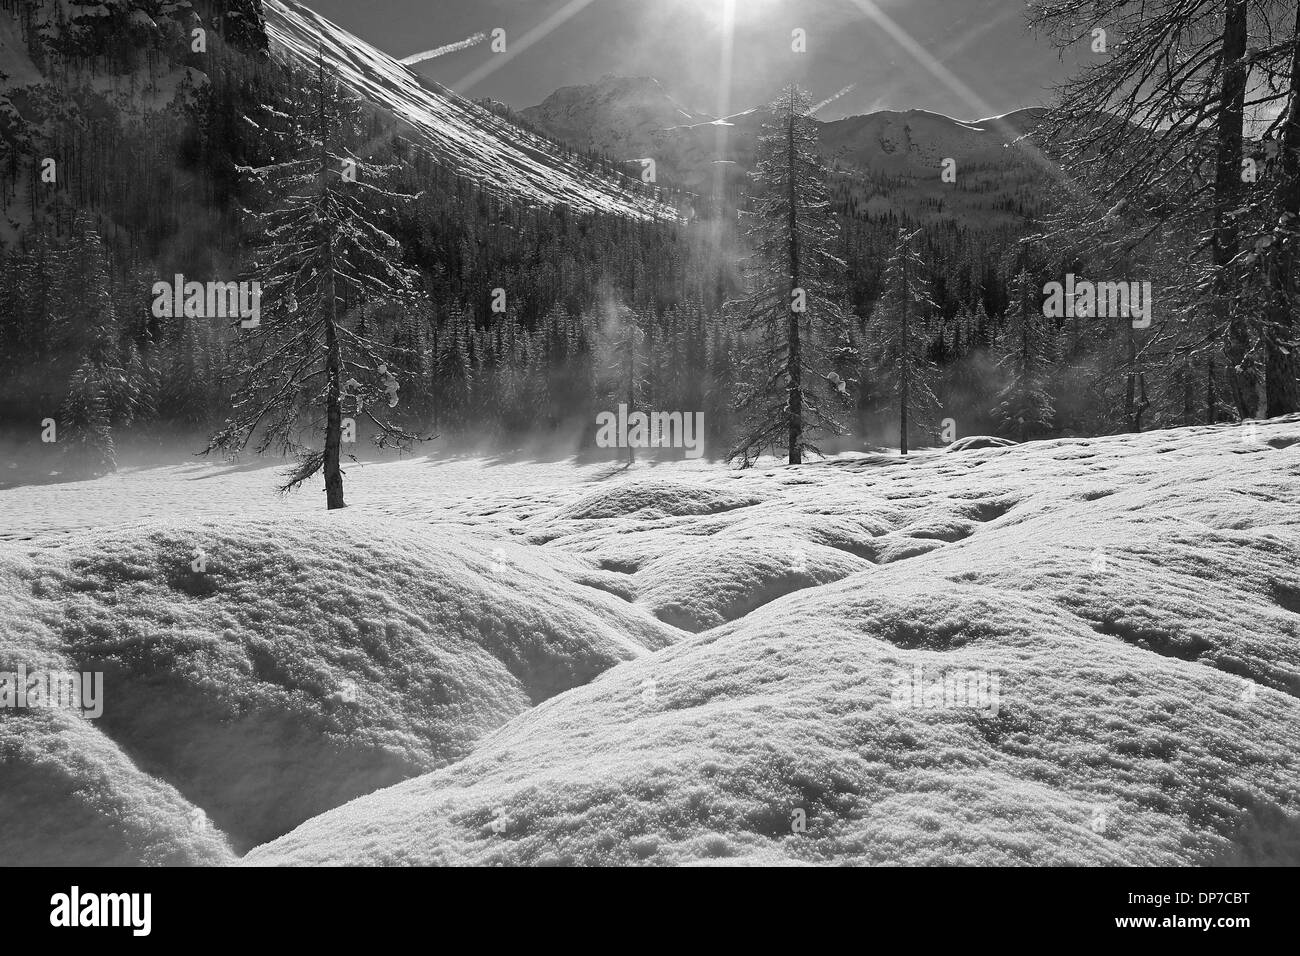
[4,419,1299,864]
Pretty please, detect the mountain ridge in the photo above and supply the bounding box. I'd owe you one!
[520,74,1051,224]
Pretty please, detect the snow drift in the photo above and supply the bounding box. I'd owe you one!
[1,515,676,858]
[0,548,234,865]
[4,419,1299,865]
[243,420,1300,865]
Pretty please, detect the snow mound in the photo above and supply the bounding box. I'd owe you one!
[946,436,1019,452]
[245,419,1300,866]
[0,547,234,865]
[3,516,676,855]
[553,479,767,521]
[636,538,870,631]
[1,708,235,866]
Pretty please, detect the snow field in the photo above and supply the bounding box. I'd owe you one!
[1,513,675,857]
[243,419,1300,864]
[3,418,1298,864]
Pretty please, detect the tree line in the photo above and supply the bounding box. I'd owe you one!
[3,0,1299,500]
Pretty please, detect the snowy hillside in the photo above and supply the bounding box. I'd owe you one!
[4,420,1298,865]
[819,108,1047,170]
[519,75,752,189]
[262,1,677,221]
[520,75,1051,221]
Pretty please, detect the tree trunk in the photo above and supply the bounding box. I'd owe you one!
[323,306,345,510]
[430,312,440,433]
[627,318,636,465]
[786,94,803,465]
[1019,293,1030,443]
[1264,0,1300,417]
[1125,322,1138,432]
[1207,355,1219,423]
[1136,371,1148,432]
[900,251,910,456]
[319,45,345,510]
[1216,0,1257,417]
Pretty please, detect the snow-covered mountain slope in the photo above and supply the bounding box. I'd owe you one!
[521,76,759,190]
[520,75,1052,223]
[820,106,1052,224]
[521,75,715,147]
[262,1,676,221]
[520,76,1056,182]
[818,106,1050,175]
[518,75,742,188]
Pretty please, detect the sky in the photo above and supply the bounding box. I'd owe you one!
[302,0,1081,121]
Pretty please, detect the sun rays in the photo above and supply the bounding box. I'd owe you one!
[452,0,599,93]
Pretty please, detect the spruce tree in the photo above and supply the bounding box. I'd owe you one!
[55,215,126,477]
[993,265,1056,442]
[728,84,854,466]
[432,309,472,434]
[869,227,939,455]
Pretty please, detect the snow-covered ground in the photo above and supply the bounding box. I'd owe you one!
[3,420,1299,865]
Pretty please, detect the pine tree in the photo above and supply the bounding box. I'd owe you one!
[205,52,424,509]
[1029,0,1300,419]
[728,84,853,466]
[869,227,938,455]
[993,265,1056,442]
[55,215,125,477]
[60,357,116,477]
[1258,0,1300,416]
[432,309,472,433]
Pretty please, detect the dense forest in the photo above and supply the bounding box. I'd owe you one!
[2,0,1298,484]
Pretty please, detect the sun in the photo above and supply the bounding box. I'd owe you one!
[672,0,776,28]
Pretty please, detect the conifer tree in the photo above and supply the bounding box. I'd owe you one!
[1029,0,1300,417]
[205,52,424,509]
[728,84,854,466]
[869,227,939,455]
[432,309,472,433]
[56,215,126,477]
[993,264,1056,441]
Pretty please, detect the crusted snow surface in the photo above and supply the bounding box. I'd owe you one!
[235,419,1300,865]
[5,418,1300,865]
[0,548,235,865]
[0,514,675,858]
